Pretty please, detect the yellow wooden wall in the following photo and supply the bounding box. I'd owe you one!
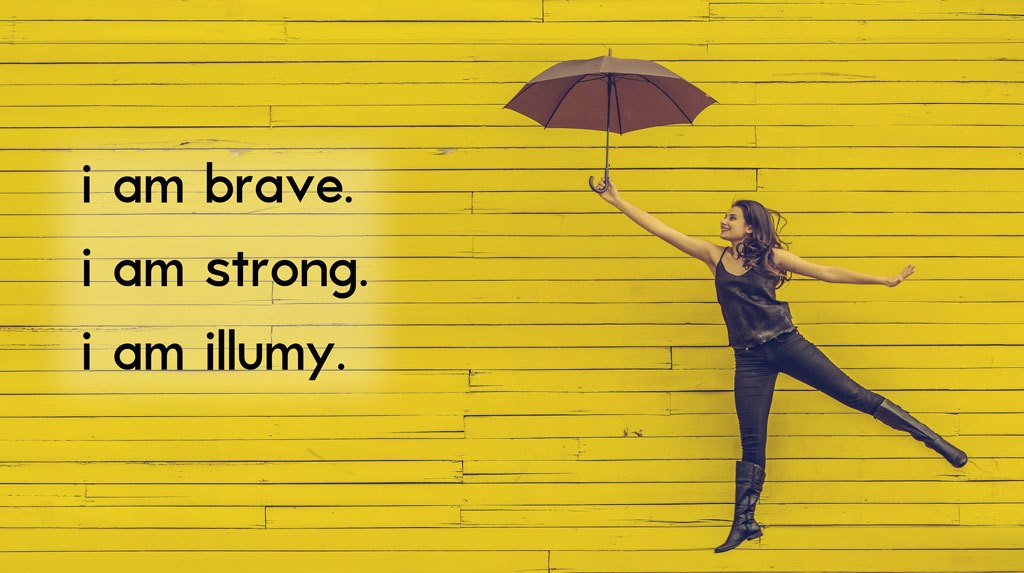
[2,0,1022,571]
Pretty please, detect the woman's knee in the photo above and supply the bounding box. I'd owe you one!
[837,386,884,415]
[862,392,885,416]
[740,435,767,464]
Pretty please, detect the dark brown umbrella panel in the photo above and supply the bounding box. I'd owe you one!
[504,54,717,191]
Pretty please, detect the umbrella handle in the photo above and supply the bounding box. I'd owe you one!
[589,175,604,193]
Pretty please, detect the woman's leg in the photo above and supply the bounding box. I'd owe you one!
[770,331,967,467]
[715,348,775,553]
[733,350,779,468]
[771,332,884,416]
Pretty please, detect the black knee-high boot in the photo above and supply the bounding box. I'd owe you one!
[714,460,765,553]
[872,398,968,468]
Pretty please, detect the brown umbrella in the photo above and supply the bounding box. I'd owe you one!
[504,52,718,192]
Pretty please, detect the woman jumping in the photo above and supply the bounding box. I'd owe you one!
[592,177,968,553]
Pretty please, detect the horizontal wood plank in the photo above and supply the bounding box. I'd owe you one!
[0,525,1013,551]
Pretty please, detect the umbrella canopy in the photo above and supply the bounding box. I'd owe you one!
[504,54,717,190]
[505,55,717,134]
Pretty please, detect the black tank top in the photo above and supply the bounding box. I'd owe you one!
[714,247,796,350]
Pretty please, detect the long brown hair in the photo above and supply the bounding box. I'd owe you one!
[731,199,792,289]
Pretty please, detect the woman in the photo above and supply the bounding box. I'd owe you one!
[592,177,968,553]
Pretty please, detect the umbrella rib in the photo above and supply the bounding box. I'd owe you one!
[618,74,665,82]
[543,74,593,128]
[639,75,692,124]
[503,81,537,108]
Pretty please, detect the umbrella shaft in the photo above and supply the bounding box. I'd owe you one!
[604,128,609,179]
[605,74,612,179]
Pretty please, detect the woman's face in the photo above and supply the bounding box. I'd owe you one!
[720,206,752,242]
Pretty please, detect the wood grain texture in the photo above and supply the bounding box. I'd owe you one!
[2,0,1020,570]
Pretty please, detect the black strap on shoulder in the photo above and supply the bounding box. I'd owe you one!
[718,247,727,265]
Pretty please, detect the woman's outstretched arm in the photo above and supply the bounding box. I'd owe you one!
[772,248,916,287]
[593,177,718,266]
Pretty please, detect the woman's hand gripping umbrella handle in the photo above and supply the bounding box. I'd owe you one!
[591,177,619,203]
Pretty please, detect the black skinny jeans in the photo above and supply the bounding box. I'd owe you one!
[733,328,886,468]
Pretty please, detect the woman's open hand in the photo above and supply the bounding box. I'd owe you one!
[593,177,621,204]
[884,264,916,287]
